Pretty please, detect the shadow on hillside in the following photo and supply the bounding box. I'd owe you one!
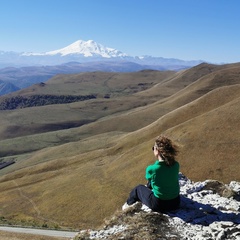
[167,195,240,226]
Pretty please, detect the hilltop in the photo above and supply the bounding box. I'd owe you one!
[0,61,163,95]
[0,62,240,230]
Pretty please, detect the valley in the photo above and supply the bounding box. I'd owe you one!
[0,62,240,230]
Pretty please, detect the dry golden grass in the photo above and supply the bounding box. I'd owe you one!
[0,63,240,230]
[0,71,174,143]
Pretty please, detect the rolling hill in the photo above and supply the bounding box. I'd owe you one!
[0,62,239,230]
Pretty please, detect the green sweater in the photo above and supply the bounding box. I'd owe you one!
[145,160,180,200]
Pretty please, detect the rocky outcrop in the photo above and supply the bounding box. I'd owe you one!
[73,174,240,240]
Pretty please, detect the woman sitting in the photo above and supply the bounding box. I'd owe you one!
[122,135,180,212]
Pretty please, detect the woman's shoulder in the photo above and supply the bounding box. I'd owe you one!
[175,161,180,166]
[147,161,161,170]
[172,160,180,169]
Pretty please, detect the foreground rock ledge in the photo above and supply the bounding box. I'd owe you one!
[73,174,240,240]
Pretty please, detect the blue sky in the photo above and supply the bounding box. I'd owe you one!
[0,0,240,63]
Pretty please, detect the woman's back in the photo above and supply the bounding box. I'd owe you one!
[146,160,180,200]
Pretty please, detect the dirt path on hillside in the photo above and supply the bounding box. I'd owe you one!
[0,226,77,239]
[0,230,66,240]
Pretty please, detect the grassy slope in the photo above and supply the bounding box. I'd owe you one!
[0,63,240,229]
[0,71,174,141]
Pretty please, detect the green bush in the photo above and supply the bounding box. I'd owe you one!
[0,94,96,110]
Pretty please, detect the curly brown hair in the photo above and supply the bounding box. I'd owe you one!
[154,135,178,166]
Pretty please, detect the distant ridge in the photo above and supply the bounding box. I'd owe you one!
[0,81,20,95]
[0,61,167,95]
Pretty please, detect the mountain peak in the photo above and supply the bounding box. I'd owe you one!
[2,39,203,69]
[44,39,128,58]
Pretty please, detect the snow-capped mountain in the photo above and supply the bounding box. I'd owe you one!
[24,40,128,58]
[0,40,203,69]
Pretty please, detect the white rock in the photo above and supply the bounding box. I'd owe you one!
[229,181,240,194]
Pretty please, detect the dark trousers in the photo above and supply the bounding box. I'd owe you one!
[127,184,180,212]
